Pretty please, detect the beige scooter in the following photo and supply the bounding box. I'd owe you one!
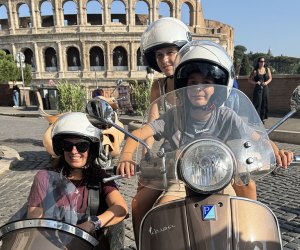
[86,85,300,250]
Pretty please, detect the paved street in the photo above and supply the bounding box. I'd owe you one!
[0,115,300,249]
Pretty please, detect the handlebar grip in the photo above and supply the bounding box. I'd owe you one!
[294,155,300,162]
[103,175,126,183]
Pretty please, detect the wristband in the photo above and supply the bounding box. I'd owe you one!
[89,215,102,230]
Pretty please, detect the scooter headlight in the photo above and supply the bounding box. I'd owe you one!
[179,139,236,193]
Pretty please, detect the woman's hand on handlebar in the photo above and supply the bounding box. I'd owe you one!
[275,149,294,169]
[117,152,136,178]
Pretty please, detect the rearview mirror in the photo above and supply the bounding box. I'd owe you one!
[85,98,115,129]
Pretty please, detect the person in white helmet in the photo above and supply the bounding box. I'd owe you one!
[127,17,192,244]
[27,112,128,250]
[117,41,293,203]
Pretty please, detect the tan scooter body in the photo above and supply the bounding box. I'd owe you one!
[140,194,282,250]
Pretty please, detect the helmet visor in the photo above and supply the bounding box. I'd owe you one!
[175,62,229,88]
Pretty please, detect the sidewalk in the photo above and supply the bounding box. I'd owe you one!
[0,106,299,172]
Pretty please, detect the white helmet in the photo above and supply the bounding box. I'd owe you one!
[174,40,235,90]
[140,17,192,72]
[52,112,100,156]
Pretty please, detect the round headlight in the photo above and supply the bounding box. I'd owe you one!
[179,139,236,193]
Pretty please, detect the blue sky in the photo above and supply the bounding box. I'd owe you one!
[2,0,299,58]
[202,0,300,58]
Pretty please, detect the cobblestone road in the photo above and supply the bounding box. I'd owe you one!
[0,116,300,249]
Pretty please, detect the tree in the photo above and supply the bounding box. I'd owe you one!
[239,55,251,76]
[0,50,32,85]
[234,45,247,76]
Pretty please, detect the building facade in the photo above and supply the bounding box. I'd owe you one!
[0,0,234,87]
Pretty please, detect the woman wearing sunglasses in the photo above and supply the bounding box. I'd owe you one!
[27,112,128,250]
[248,57,272,123]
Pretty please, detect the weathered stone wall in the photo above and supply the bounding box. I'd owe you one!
[238,75,300,115]
[0,0,234,87]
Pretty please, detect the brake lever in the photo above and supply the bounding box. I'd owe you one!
[102,165,140,183]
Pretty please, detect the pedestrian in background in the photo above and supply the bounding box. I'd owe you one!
[12,81,20,108]
[248,57,272,123]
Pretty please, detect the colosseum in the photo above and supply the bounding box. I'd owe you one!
[0,0,234,87]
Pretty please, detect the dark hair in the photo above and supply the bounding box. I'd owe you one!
[254,57,267,70]
[50,148,101,185]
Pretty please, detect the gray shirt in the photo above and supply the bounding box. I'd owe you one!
[148,106,253,149]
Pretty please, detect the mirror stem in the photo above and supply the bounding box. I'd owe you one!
[107,121,152,156]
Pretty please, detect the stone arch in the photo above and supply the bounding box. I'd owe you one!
[40,0,54,27]
[110,0,126,25]
[18,3,32,28]
[44,47,57,71]
[113,46,128,71]
[0,4,9,30]
[1,49,10,54]
[67,46,81,70]
[135,0,149,25]
[90,46,105,71]
[22,48,35,70]
[181,2,194,26]
[86,0,103,25]
[158,1,173,18]
[63,1,78,26]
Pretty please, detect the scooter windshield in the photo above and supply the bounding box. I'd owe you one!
[135,85,276,191]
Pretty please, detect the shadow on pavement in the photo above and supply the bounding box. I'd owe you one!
[0,138,44,147]
[10,150,51,171]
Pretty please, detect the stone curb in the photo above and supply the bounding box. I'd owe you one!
[269,130,300,145]
[0,146,21,175]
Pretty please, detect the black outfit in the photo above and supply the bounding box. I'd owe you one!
[252,68,269,122]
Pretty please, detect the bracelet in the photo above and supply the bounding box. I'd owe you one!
[89,215,102,230]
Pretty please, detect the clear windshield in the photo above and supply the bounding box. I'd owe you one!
[135,85,276,191]
[9,170,84,225]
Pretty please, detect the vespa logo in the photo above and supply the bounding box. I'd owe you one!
[202,205,216,220]
[149,225,175,235]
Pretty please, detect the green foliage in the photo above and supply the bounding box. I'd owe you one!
[239,55,251,76]
[234,46,300,75]
[0,50,32,85]
[24,64,32,86]
[233,45,247,76]
[56,80,86,113]
[130,79,152,116]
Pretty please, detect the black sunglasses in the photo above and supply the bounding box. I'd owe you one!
[62,140,90,153]
[259,60,265,63]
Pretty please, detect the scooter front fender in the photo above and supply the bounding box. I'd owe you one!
[140,195,282,250]
[0,219,98,250]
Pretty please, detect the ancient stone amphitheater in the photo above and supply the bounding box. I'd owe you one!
[0,0,233,87]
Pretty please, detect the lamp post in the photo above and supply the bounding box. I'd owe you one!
[16,52,25,86]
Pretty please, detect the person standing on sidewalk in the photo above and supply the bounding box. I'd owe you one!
[12,81,20,108]
[248,57,272,123]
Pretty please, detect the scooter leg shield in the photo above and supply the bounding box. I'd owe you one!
[139,195,282,250]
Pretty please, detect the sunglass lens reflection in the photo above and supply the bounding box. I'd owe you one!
[62,141,90,153]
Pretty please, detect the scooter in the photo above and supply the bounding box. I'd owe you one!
[85,84,300,250]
